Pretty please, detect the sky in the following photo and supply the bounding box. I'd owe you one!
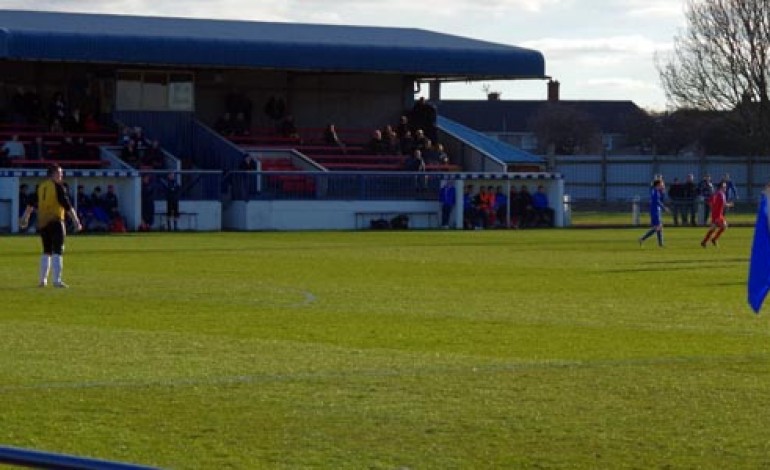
[1,0,687,111]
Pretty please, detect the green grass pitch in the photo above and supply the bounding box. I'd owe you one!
[1,227,769,469]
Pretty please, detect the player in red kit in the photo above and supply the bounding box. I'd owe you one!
[701,182,732,248]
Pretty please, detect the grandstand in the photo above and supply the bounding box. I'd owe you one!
[0,10,564,232]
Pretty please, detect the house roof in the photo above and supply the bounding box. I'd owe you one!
[0,10,546,80]
[438,116,544,164]
[437,100,647,134]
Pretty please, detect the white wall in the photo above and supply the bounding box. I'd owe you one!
[224,199,441,230]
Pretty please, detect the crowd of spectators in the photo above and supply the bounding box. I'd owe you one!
[665,172,737,226]
[0,87,110,167]
[117,125,166,169]
[211,93,448,171]
[5,87,101,133]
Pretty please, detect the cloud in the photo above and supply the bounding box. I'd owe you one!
[523,35,664,57]
[0,0,565,24]
[623,0,684,19]
[585,77,657,91]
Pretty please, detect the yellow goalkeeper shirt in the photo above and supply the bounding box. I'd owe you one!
[36,179,71,228]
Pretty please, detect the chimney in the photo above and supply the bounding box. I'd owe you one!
[547,79,560,102]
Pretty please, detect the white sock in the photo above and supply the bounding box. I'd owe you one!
[39,255,51,284]
[52,254,63,283]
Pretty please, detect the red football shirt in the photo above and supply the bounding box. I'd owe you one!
[710,191,726,222]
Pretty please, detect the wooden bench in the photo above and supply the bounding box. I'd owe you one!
[355,211,438,229]
[156,211,199,231]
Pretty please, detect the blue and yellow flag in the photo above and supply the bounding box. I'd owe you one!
[748,194,770,313]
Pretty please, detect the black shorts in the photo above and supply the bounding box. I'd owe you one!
[40,220,65,255]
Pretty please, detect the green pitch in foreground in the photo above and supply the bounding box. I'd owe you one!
[1,228,769,469]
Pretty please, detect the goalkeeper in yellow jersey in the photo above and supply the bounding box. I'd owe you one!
[20,164,82,287]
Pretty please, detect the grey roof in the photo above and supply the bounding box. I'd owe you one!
[0,10,546,80]
[438,100,647,134]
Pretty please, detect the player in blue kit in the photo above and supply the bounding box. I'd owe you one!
[638,179,668,247]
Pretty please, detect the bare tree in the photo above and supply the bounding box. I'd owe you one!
[657,0,770,154]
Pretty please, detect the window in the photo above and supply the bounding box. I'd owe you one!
[116,71,194,111]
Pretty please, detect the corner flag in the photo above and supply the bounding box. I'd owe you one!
[748,194,770,313]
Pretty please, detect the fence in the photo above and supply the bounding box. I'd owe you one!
[553,154,770,203]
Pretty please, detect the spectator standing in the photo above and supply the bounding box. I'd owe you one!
[439,180,456,228]
[410,97,438,142]
[697,174,715,225]
[235,153,258,200]
[681,173,698,226]
[263,96,286,125]
[667,177,684,225]
[140,175,156,231]
[48,92,67,128]
[160,172,181,231]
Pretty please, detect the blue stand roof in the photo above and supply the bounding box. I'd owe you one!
[0,10,545,80]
